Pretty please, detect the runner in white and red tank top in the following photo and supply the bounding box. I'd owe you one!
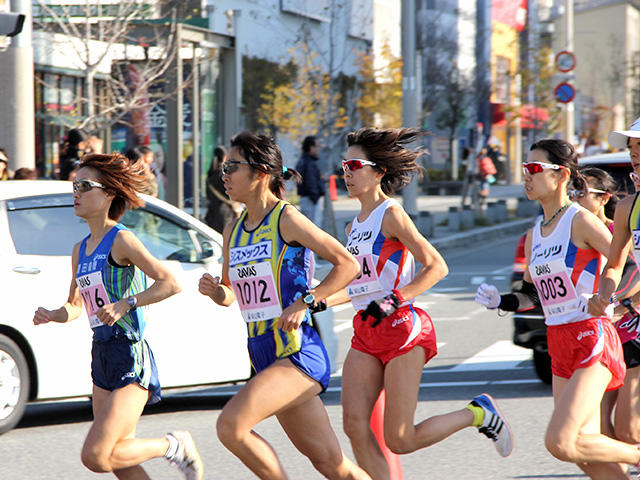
[477,139,640,479]
[322,128,513,479]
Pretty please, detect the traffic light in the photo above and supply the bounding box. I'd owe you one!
[0,13,25,37]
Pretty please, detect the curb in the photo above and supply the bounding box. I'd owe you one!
[430,217,535,254]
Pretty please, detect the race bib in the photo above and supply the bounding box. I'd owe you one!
[346,253,382,298]
[229,261,282,322]
[76,271,109,329]
[529,258,578,318]
[632,229,640,268]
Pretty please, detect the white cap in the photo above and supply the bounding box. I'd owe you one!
[608,116,640,149]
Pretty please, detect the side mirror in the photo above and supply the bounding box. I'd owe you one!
[199,240,215,260]
[0,13,25,37]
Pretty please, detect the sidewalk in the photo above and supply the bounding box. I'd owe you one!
[325,183,535,254]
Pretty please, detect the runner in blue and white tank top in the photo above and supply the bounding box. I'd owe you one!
[320,128,513,480]
[198,132,370,480]
[33,153,203,480]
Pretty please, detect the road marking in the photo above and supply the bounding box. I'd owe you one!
[324,378,541,393]
[450,340,532,371]
[429,287,466,293]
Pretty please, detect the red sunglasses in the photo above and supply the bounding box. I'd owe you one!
[342,158,377,172]
[521,162,564,175]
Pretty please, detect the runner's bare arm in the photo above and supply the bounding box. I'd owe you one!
[33,242,83,324]
[324,220,356,308]
[198,219,237,306]
[380,204,448,300]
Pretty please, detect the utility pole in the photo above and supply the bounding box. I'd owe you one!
[564,0,574,143]
[401,0,418,216]
[0,0,35,171]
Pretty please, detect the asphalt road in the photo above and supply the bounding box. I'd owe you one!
[0,233,610,479]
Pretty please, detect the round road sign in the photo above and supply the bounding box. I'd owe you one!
[555,50,577,72]
[554,82,576,103]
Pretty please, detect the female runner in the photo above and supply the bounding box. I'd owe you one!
[320,127,513,480]
[477,139,639,479]
[33,153,203,479]
[197,131,370,480]
[590,124,640,448]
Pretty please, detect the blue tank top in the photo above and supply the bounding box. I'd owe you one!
[76,224,147,342]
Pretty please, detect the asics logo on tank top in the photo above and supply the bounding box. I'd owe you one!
[577,330,595,341]
[391,314,410,327]
[230,241,272,264]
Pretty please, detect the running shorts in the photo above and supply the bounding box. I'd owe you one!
[91,336,161,404]
[247,322,331,391]
[351,304,438,366]
[613,313,640,369]
[547,318,625,391]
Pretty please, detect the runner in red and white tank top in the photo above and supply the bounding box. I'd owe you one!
[477,139,639,478]
[322,128,514,479]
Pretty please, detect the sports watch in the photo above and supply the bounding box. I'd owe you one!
[302,290,316,309]
[126,296,138,311]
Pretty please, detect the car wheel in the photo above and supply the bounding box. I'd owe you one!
[533,348,552,385]
[0,334,30,434]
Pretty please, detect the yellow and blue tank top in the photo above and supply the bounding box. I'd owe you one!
[228,201,312,358]
[628,192,640,269]
[76,224,147,342]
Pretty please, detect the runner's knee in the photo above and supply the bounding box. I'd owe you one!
[384,431,416,455]
[545,430,577,462]
[81,444,112,473]
[342,409,370,442]
[614,420,640,444]
[216,410,246,447]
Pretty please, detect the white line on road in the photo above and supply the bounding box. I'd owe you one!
[450,340,532,371]
[471,276,485,285]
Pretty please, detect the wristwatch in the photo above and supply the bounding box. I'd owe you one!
[302,290,316,309]
[126,296,138,311]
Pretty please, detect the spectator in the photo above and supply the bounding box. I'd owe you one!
[295,135,325,225]
[13,167,38,179]
[124,147,159,197]
[476,146,497,208]
[59,128,86,180]
[0,149,11,180]
[205,146,240,234]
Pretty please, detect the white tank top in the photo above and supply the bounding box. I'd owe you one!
[529,203,604,326]
[345,199,415,310]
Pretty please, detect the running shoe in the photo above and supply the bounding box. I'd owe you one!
[469,393,514,457]
[167,431,205,480]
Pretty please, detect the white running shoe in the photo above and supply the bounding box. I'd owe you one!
[470,393,514,457]
[167,431,205,480]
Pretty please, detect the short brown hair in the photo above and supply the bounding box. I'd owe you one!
[79,153,146,220]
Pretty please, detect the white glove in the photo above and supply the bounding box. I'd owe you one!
[475,283,501,309]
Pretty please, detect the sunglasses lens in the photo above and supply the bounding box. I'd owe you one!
[343,160,363,171]
[523,163,544,174]
[73,180,89,193]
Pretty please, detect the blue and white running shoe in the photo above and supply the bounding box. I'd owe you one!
[470,393,514,457]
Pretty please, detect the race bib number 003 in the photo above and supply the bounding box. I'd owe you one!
[529,259,578,317]
[76,271,109,329]
[230,261,282,322]
[346,254,382,298]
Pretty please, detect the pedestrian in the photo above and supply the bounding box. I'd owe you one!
[590,117,640,448]
[320,127,513,479]
[197,131,370,480]
[205,145,240,234]
[59,128,87,180]
[32,152,204,480]
[477,139,638,479]
[296,135,325,225]
[476,146,497,208]
[0,149,12,180]
[124,146,159,197]
[13,167,38,179]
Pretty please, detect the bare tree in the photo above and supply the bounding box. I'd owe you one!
[33,0,185,134]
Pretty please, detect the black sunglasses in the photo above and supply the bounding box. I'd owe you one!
[222,160,250,176]
[73,179,105,193]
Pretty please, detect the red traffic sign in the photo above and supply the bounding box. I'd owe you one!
[554,82,576,103]
[555,50,577,72]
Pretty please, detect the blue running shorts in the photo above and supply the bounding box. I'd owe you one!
[247,322,331,391]
[91,336,161,404]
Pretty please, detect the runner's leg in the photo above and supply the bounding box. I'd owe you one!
[278,395,370,480]
[614,365,640,443]
[82,384,168,477]
[341,348,386,479]
[383,347,474,453]
[216,359,323,480]
[546,366,639,478]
